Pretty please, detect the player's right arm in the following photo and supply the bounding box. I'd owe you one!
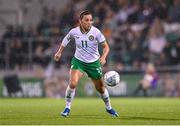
[54,44,65,61]
[54,30,73,62]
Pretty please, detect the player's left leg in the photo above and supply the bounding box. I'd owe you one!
[84,59,118,116]
[91,78,119,117]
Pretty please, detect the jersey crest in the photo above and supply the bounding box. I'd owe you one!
[89,35,94,41]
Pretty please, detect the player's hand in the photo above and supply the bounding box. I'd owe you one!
[99,57,106,66]
[54,52,62,62]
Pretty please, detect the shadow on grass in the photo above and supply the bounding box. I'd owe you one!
[67,115,179,121]
[66,115,120,119]
[121,116,180,121]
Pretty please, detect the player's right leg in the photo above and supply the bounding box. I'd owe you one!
[61,69,83,117]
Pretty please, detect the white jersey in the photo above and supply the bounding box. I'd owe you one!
[61,26,106,63]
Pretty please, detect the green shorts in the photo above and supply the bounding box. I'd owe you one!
[71,57,103,80]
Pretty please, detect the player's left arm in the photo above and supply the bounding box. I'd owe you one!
[99,41,110,65]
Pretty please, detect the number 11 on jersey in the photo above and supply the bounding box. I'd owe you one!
[81,40,88,48]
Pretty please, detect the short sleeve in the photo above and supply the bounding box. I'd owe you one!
[96,30,106,44]
[61,30,73,47]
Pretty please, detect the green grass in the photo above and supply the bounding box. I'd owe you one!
[0,98,180,125]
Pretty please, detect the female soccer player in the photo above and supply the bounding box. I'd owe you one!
[54,10,118,117]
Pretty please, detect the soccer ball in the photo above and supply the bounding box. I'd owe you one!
[104,71,120,87]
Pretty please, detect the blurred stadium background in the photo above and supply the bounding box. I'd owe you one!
[0,0,179,98]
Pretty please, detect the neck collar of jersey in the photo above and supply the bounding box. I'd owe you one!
[79,25,91,34]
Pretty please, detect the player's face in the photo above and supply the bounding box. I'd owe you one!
[80,14,93,31]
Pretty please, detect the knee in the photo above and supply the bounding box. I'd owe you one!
[69,80,78,89]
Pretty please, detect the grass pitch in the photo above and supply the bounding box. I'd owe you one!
[0,98,180,125]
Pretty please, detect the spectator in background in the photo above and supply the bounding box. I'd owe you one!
[168,0,180,22]
[175,39,180,64]
[162,38,180,65]
[9,38,24,69]
[33,44,45,66]
[147,18,166,60]
[2,25,16,39]
[133,63,159,96]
